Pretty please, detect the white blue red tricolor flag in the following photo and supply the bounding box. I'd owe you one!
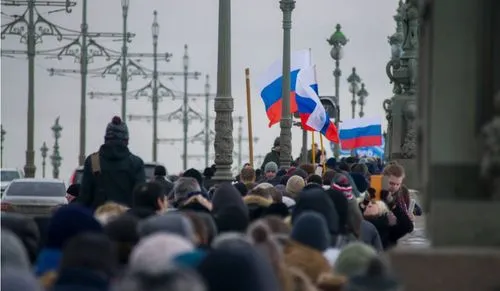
[339,117,383,150]
[257,50,311,127]
[295,66,339,142]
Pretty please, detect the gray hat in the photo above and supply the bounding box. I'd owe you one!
[105,116,129,142]
[264,162,278,173]
[1,229,30,270]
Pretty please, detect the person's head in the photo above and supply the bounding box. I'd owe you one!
[66,184,80,203]
[383,163,405,193]
[173,177,202,204]
[132,182,166,212]
[113,267,206,291]
[94,202,129,225]
[60,233,118,278]
[264,162,278,179]
[240,167,256,184]
[104,116,129,145]
[273,137,281,152]
[154,165,167,177]
[307,174,323,185]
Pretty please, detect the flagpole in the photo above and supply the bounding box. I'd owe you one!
[319,134,326,174]
[311,132,316,164]
[245,68,255,168]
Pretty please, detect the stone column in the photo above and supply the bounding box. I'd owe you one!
[384,0,418,188]
[213,0,234,181]
[388,0,500,290]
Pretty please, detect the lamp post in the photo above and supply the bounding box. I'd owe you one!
[213,0,234,181]
[40,142,48,178]
[328,24,348,159]
[1,125,5,168]
[151,10,159,162]
[50,117,63,179]
[1,0,75,177]
[357,83,369,118]
[120,0,130,120]
[278,0,296,169]
[347,67,361,119]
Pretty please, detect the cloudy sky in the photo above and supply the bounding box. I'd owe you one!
[1,0,397,181]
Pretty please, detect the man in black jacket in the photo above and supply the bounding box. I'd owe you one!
[76,116,145,209]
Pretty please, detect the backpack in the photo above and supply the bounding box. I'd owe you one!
[88,152,108,208]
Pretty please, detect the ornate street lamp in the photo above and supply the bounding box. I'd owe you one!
[213,0,234,181]
[1,125,5,168]
[40,142,49,178]
[50,117,63,179]
[357,83,369,118]
[120,0,130,120]
[347,67,361,119]
[278,0,296,169]
[327,24,348,158]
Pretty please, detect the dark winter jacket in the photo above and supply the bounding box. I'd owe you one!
[76,142,145,209]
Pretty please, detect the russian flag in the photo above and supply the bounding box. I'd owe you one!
[295,66,339,143]
[257,50,312,127]
[339,117,383,150]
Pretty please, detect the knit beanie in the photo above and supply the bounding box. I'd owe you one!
[331,173,354,199]
[334,242,377,277]
[104,116,129,142]
[46,204,103,249]
[285,175,305,198]
[183,168,203,187]
[350,173,369,193]
[326,157,337,170]
[264,162,278,173]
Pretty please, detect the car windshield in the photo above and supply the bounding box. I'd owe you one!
[1,171,21,182]
[5,182,66,197]
[144,166,156,179]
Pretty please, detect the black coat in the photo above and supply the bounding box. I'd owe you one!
[76,142,145,209]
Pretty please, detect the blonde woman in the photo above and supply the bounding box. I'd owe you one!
[94,202,129,225]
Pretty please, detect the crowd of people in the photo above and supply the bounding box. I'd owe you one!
[1,117,421,291]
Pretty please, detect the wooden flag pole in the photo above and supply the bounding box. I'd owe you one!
[311,132,316,164]
[319,134,326,174]
[245,68,255,168]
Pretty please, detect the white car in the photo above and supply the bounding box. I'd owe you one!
[1,178,67,217]
[1,168,23,193]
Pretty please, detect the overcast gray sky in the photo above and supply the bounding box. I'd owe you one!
[1,0,397,180]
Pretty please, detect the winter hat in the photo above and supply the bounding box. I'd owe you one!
[286,175,305,198]
[334,242,378,277]
[1,229,30,270]
[129,233,194,274]
[291,168,308,179]
[66,183,80,197]
[104,116,129,142]
[154,165,167,176]
[45,204,103,249]
[344,256,400,291]
[211,232,252,250]
[264,162,278,173]
[350,173,369,193]
[1,268,43,291]
[198,240,281,291]
[291,211,330,252]
[326,157,337,169]
[138,212,196,243]
[59,233,118,276]
[331,173,354,199]
[183,168,203,187]
[1,212,40,264]
[307,174,323,185]
[103,214,140,265]
[274,137,281,147]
